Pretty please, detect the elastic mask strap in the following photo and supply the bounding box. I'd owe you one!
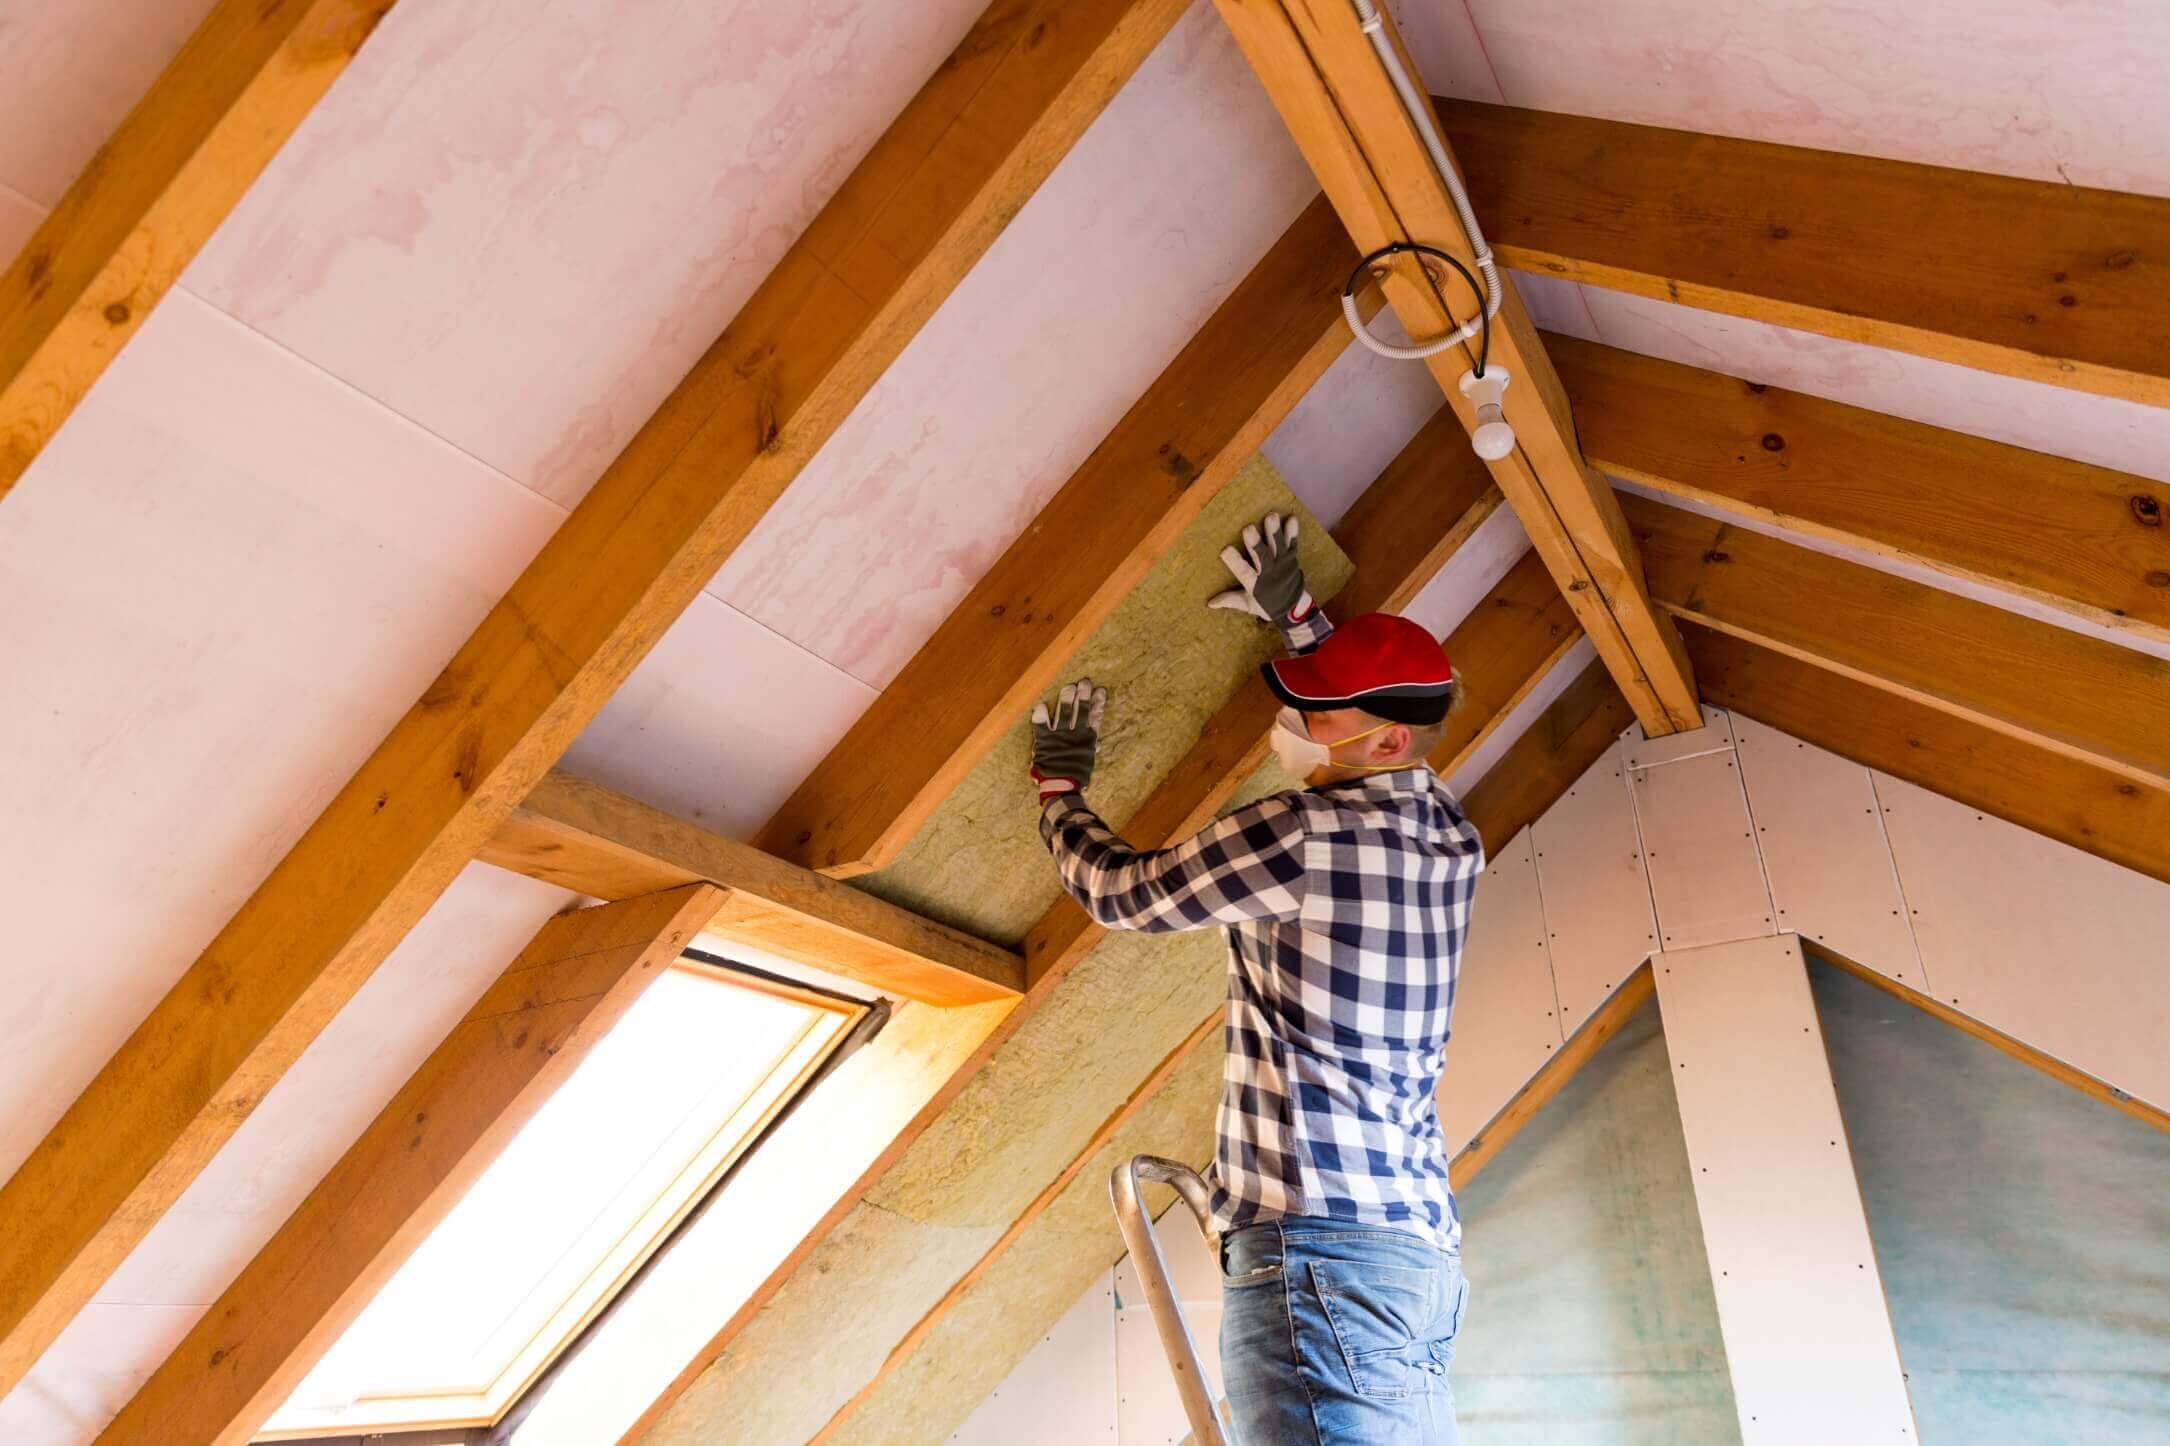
[1324,718,1414,773]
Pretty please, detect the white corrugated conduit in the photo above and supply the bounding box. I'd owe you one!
[1339,0,1517,460]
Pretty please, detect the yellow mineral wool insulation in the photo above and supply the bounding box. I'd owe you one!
[851,453,1354,944]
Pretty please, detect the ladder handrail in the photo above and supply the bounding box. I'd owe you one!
[1108,1155,1233,1445]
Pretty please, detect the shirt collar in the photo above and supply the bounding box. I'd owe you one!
[1308,766,1440,799]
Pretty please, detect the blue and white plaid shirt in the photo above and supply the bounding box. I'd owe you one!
[1038,612,1484,1251]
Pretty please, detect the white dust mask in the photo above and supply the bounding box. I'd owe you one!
[1270,708,1331,777]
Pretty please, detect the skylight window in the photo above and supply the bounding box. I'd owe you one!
[258,960,859,1438]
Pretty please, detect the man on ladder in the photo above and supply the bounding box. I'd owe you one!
[1028,512,1483,1445]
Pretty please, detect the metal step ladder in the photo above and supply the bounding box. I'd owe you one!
[1108,1155,1235,1446]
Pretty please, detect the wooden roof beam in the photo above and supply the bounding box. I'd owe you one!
[1556,335,2170,648]
[100,886,722,1446]
[1438,100,2170,407]
[479,772,1023,1005]
[1211,0,1700,737]
[1624,492,2170,794]
[0,0,400,503]
[0,0,1184,1393]
[1684,625,2170,888]
[757,193,1364,875]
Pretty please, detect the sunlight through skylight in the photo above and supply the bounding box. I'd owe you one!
[261,964,853,1437]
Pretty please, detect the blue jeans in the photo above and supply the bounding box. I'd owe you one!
[1219,1215,1467,1445]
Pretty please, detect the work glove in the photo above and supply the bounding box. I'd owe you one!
[1208,512,1314,628]
[1029,677,1107,801]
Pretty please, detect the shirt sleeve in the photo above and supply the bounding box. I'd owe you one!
[1038,793,1310,933]
[1278,602,1333,657]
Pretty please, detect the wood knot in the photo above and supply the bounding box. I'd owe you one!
[1744,381,1767,395]
[1760,433,1785,451]
[2058,293,2078,307]
[103,301,130,325]
[2145,570,2170,588]
[2106,249,2137,270]
[1768,225,1790,240]
[797,829,813,845]
[989,603,1006,617]
[1567,578,1589,592]
[2133,495,2163,526]
[1702,549,1731,564]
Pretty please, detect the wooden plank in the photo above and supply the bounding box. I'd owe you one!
[1212,0,1699,735]
[1439,100,2170,407]
[0,0,1181,1393]
[478,772,1023,1005]
[1624,490,2170,789]
[1558,336,2170,646]
[100,885,722,1446]
[759,194,1364,875]
[1426,547,1580,773]
[1449,962,1654,1190]
[1812,947,2170,1137]
[627,386,1503,1436]
[1684,623,2170,887]
[1461,660,1635,858]
[1654,934,1918,1443]
[0,0,399,501]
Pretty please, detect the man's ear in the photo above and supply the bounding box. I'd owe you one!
[1377,723,1412,762]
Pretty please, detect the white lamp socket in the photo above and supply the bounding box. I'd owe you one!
[1459,366,1515,461]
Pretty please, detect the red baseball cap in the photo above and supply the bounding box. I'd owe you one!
[1261,612,1456,724]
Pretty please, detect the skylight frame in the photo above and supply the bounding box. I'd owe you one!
[256,956,864,1440]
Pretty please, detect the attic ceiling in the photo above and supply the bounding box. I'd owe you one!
[2,0,2167,1440]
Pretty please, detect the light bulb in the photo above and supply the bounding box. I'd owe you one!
[1458,366,1515,462]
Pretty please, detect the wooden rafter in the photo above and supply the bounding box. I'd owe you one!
[1439,100,2170,407]
[634,378,1504,1436]
[101,884,721,1446]
[757,193,1364,875]
[0,0,1184,1393]
[1556,336,2170,647]
[1625,493,2170,791]
[1462,659,1635,858]
[0,0,399,502]
[1211,0,1700,736]
[478,772,1023,1005]
[1684,625,2170,887]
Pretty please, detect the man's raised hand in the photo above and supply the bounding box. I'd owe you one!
[1030,677,1108,801]
[1208,511,1314,627]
